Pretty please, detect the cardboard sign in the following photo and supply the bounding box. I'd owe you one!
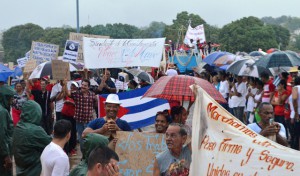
[51,60,70,80]
[62,40,80,63]
[30,41,59,64]
[116,131,167,176]
[83,38,165,68]
[190,85,300,175]
[23,59,37,73]
[17,57,29,68]
[69,32,110,62]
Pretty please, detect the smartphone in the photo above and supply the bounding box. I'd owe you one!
[269,118,274,125]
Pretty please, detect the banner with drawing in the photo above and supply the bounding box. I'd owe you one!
[184,24,206,44]
[83,38,165,68]
[190,85,300,175]
[115,131,167,176]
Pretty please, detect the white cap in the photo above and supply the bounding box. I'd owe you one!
[71,81,78,87]
[105,94,121,104]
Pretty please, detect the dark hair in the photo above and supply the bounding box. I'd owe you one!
[256,79,264,88]
[170,106,185,121]
[168,123,187,136]
[87,146,119,170]
[155,110,171,123]
[279,79,287,90]
[257,102,272,113]
[294,76,300,86]
[281,72,289,79]
[260,71,269,79]
[82,79,91,87]
[14,82,22,88]
[53,119,72,139]
[129,80,138,88]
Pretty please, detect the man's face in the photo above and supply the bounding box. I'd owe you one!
[95,158,118,176]
[15,84,23,92]
[165,126,186,151]
[41,81,46,90]
[105,103,119,119]
[105,71,111,80]
[258,104,274,125]
[155,114,168,133]
[81,81,89,92]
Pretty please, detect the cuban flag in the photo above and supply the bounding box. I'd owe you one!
[98,86,170,129]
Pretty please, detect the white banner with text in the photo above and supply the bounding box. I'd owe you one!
[83,38,165,68]
[190,85,300,176]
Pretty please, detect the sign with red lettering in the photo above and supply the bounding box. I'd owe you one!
[190,85,300,175]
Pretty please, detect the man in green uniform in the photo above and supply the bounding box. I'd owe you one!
[12,100,52,176]
[69,133,109,176]
[0,85,15,176]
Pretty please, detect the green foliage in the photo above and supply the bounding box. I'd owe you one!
[39,27,75,55]
[136,21,166,38]
[268,24,290,50]
[219,17,278,52]
[261,16,300,32]
[2,23,44,63]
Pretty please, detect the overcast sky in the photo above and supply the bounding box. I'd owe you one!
[1,0,299,31]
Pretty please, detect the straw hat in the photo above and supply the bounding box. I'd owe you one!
[289,66,299,73]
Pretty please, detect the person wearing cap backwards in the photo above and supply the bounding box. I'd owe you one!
[0,85,15,176]
[82,94,131,138]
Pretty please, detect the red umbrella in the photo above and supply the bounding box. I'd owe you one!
[143,75,226,103]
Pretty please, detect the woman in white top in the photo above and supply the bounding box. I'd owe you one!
[292,76,300,150]
[246,78,258,124]
[253,80,264,123]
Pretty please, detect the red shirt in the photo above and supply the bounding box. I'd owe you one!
[274,90,289,116]
[262,80,275,103]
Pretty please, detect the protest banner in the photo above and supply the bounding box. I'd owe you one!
[23,59,37,73]
[69,32,110,62]
[51,60,70,80]
[83,38,166,68]
[190,85,300,175]
[62,40,80,63]
[115,131,167,176]
[184,24,206,44]
[17,57,29,68]
[30,41,59,64]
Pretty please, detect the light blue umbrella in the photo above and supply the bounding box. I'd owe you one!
[202,51,232,66]
[0,64,14,82]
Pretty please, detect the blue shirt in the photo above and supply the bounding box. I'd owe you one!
[88,118,132,131]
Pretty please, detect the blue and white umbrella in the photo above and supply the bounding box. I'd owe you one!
[0,64,13,82]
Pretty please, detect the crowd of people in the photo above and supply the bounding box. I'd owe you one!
[1,61,300,175]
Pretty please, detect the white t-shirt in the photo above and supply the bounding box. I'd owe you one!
[219,80,229,99]
[246,87,258,112]
[50,83,64,112]
[41,142,69,176]
[165,69,178,76]
[247,123,286,139]
[230,82,247,108]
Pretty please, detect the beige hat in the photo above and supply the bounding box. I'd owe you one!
[289,66,299,73]
[104,94,121,104]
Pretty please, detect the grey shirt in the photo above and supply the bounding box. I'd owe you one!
[156,145,191,175]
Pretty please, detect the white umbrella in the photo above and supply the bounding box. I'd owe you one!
[29,61,77,79]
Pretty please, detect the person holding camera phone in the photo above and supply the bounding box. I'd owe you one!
[82,94,131,139]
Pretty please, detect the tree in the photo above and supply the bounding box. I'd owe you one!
[39,27,75,55]
[269,24,290,50]
[136,21,167,38]
[2,23,44,63]
[219,16,278,52]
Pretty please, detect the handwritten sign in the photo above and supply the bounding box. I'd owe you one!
[190,85,300,175]
[83,38,166,68]
[17,57,29,68]
[69,32,109,63]
[62,40,79,64]
[116,131,167,176]
[23,59,37,73]
[30,41,59,64]
[51,60,70,80]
